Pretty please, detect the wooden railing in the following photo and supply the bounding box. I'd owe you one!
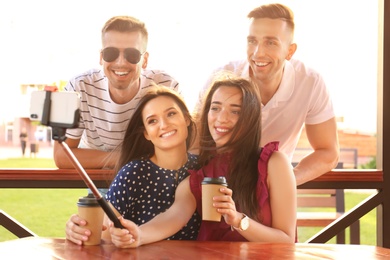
[0,168,113,189]
[0,168,383,188]
[297,169,384,244]
[0,168,386,245]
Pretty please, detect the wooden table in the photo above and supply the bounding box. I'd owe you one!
[1,237,390,259]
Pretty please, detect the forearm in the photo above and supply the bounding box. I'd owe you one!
[234,218,295,243]
[137,210,189,246]
[54,146,118,169]
[294,148,339,185]
[138,180,196,246]
[297,118,340,185]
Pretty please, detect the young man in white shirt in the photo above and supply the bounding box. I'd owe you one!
[195,4,339,185]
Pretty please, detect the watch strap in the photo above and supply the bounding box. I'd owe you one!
[231,214,249,231]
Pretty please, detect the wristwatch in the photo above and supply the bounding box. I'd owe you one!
[232,214,250,231]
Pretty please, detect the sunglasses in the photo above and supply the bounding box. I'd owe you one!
[101,47,144,64]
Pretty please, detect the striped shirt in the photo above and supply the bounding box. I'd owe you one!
[64,68,180,151]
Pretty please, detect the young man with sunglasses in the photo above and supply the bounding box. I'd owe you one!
[195,3,339,186]
[53,16,180,169]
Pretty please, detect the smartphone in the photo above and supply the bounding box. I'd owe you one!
[30,91,80,128]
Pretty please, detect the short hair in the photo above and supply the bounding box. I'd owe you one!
[101,16,148,50]
[247,3,295,34]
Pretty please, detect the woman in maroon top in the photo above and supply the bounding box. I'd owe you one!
[108,73,297,247]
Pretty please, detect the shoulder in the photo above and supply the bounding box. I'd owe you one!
[140,69,180,93]
[267,150,295,185]
[116,159,148,176]
[268,151,290,167]
[186,153,200,170]
[258,142,291,172]
[259,141,279,161]
[267,152,296,190]
[214,59,248,74]
[288,59,323,80]
[141,69,178,83]
[66,68,105,91]
[71,68,104,82]
[188,153,199,164]
[284,59,329,101]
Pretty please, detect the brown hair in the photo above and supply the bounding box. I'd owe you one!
[197,72,262,220]
[247,3,295,34]
[114,85,195,175]
[101,16,149,51]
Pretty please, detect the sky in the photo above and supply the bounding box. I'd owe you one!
[0,0,380,134]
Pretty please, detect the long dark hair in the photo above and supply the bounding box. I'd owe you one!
[198,72,262,220]
[114,85,196,175]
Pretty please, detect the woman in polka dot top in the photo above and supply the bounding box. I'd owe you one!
[65,85,201,245]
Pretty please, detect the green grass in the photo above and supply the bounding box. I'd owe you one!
[0,157,56,168]
[0,158,378,244]
[0,157,85,241]
[0,188,86,241]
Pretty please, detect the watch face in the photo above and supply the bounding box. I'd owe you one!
[241,216,250,230]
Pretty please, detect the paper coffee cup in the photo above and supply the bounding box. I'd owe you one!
[77,193,104,246]
[201,177,228,222]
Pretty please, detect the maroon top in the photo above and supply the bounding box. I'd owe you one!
[189,142,278,241]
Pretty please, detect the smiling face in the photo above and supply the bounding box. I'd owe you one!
[208,86,242,148]
[246,18,296,85]
[142,95,190,152]
[100,30,148,92]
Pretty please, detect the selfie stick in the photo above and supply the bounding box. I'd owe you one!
[41,89,124,229]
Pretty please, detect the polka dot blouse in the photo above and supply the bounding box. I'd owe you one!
[106,153,201,240]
